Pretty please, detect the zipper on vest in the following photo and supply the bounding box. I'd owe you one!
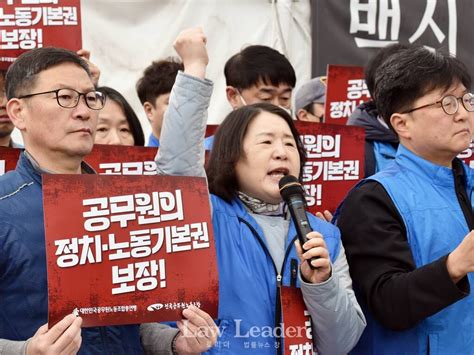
[238,217,298,355]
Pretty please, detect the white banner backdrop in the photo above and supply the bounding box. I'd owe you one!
[13,0,312,145]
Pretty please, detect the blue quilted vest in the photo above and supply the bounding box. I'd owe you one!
[352,144,474,355]
[205,195,341,354]
[372,141,397,173]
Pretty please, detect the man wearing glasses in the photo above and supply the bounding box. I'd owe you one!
[0,47,216,354]
[336,46,474,354]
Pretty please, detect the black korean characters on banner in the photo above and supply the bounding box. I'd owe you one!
[311,0,474,86]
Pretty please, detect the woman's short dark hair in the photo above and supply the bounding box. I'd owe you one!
[96,86,145,146]
[206,103,306,202]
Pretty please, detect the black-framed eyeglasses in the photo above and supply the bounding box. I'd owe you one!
[401,92,474,115]
[18,88,106,110]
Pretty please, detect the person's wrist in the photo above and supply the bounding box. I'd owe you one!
[446,251,465,283]
[183,62,207,79]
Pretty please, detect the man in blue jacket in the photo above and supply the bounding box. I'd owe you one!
[337,46,474,353]
[0,46,217,354]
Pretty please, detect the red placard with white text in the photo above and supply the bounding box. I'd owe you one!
[324,65,371,125]
[84,144,158,175]
[0,146,22,175]
[0,0,82,70]
[43,174,218,327]
[281,286,315,355]
[458,142,474,168]
[205,124,219,137]
[296,121,365,214]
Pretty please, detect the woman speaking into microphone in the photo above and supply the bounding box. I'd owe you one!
[155,27,365,355]
[158,102,365,354]
[205,104,365,354]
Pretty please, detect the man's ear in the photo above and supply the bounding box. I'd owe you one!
[296,108,310,121]
[225,86,241,110]
[390,112,410,139]
[143,102,155,123]
[6,98,26,131]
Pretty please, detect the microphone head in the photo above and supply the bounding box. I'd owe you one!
[279,175,304,201]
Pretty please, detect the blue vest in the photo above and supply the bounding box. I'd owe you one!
[372,141,397,173]
[206,195,341,354]
[204,135,214,151]
[147,133,160,147]
[353,144,474,355]
[0,153,143,354]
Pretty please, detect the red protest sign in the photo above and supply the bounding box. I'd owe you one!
[205,124,219,137]
[458,142,474,168]
[0,0,82,70]
[0,146,22,175]
[84,144,159,175]
[324,65,371,125]
[280,286,314,355]
[295,121,365,214]
[43,174,218,327]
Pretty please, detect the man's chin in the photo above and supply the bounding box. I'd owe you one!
[70,142,94,158]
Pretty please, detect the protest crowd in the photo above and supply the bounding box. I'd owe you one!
[1,2,474,355]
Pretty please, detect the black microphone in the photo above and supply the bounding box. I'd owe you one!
[279,175,317,269]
